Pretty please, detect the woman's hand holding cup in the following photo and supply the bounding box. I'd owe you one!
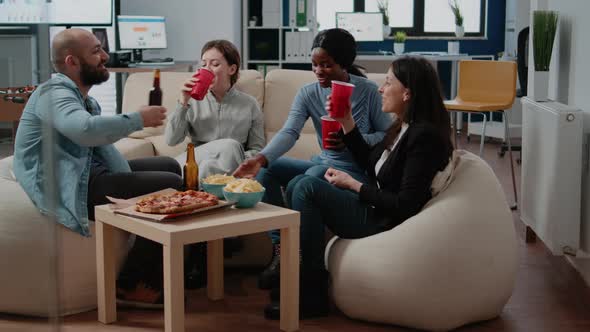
[325,95,355,134]
[180,74,199,106]
[179,68,216,105]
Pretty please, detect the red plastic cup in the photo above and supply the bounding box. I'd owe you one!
[321,115,342,150]
[329,80,355,118]
[190,67,215,100]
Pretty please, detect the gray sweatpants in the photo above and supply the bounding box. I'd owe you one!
[175,138,246,179]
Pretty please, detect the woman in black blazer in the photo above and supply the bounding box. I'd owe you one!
[264,57,454,319]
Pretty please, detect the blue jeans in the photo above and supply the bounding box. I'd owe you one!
[257,156,367,244]
[286,174,383,271]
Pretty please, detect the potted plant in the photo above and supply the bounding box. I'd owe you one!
[532,10,558,101]
[393,31,407,55]
[377,0,391,38]
[449,0,464,37]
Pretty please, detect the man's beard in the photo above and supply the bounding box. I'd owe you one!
[79,60,109,86]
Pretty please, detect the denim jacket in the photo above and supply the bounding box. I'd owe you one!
[13,74,144,236]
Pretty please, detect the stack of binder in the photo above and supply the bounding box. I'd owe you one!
[262,0,281,27]
[285,30,314,62]
[288,0,315,27]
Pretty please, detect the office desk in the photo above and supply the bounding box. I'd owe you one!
[0,91,31,153]
[107,61,196,113]
[356,54,494,131]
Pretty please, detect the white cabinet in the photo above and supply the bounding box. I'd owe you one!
[242,0,317,73]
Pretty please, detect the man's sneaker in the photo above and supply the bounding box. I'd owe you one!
[116,282,164,309]
[258,243,280,290]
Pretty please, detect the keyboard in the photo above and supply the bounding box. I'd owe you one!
[142,57,174,63]
[133,61,175,67]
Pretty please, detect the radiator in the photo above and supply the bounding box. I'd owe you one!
[521,97,583,256]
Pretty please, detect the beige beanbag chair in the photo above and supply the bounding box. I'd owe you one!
[0,156,130,317]
[325,151,518,331]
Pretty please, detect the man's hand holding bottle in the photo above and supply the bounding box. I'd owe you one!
[139,105,167,128]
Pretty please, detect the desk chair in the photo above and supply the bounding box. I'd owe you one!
[444,60,518,209]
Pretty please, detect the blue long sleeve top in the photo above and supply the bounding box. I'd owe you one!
[260,74,392,174]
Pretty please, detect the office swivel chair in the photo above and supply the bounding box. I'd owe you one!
[499,27,529,161]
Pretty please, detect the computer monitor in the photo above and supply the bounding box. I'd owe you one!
[92,28,110,53]
[336,12,384,42]
[117,15,167,62]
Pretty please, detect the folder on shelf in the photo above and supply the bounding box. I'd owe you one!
[262,0,280,12]
[296,0,307,27]
[298,32,306,61]
[262,0,281,27]
[306,0,315,27]
[285,31,295,62]
[305,31,313,61]
[289,0,297,26]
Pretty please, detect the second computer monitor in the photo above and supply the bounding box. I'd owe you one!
[117,15,167,62]
[336,12,384,42]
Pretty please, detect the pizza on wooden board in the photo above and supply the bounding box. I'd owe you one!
[135,190,219,214]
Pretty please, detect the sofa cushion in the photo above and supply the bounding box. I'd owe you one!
[264,69,317,135]
[123,69,264,139]
[264,70,319,159]
[266,132,321,161]
[144,135,190,158]
[234,69,265,107]
[0,155,15,181]
[114,137,155,160]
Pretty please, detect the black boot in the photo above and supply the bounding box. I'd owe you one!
[258,243,281,290]
[263,269,330,320]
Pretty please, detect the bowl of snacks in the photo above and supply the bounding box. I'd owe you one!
[222,178,265,208]
[201,174,236,198]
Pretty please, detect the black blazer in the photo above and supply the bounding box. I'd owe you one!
[342,123,452,231]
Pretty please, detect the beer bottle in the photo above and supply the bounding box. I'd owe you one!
[184,143,199,190]
[148,69,162,106]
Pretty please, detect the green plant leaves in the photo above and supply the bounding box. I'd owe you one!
[449,0,464,26]
[533,10,559,71]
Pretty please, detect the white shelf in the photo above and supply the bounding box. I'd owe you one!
[242,0,317,71]
[247,26,281,30]
[247,60,281,63]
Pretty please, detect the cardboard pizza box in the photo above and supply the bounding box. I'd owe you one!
[106,188,234,222]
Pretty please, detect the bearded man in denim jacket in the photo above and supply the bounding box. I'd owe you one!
[13,28,181,307]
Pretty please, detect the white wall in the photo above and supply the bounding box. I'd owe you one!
[546,0,590,112]
[121,0,242,61]
[543,0,590,253]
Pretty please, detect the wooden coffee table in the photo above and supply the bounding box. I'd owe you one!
[94,202,300,332]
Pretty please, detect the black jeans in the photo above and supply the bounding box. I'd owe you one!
[87,156,183,290]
